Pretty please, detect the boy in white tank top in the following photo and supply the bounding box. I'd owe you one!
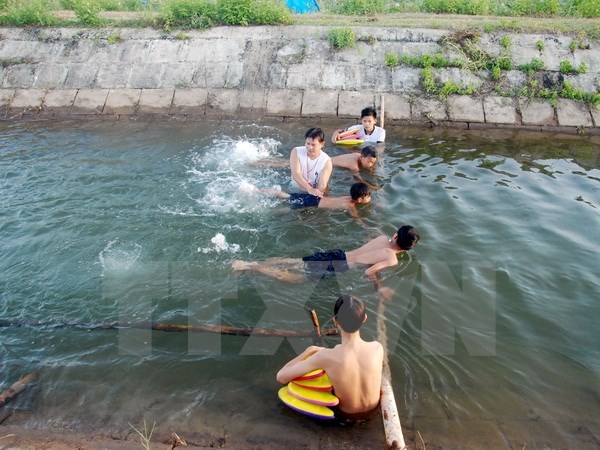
[290,127,332,198]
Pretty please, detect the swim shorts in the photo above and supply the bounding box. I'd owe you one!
[333,401,380,424]
[288,193,321,210]
[301,249,349,279]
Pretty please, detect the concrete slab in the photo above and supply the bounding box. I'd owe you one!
[10,89,45,113]
[338,92,375,118]
[172,89,208,114]
[591,106,600,128]
[31,63,68,89]
[556,99,593,127]
[301,91,338,117]
[519,99,556,126]
[266,90,302,116]
[71,89,109,115]
[411,98,447,122]
[0,89,15,107]
[239,90,268,111]
[447,95,485,123]
[206,89,241,115]
[484,96,517,125]
[138,89,174,114]
[43,89,78,114]
[103,89,141,115]
[382,93,411,121]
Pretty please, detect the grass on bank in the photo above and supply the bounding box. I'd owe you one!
[0,0,599,38]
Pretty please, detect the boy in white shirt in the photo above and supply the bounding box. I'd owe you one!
[331,107,386,144]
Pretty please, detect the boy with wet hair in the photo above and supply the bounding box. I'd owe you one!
[331,146,381,190]
[276,295,383,421]
[244,182,371,213]
[331,107,386,144]
[232,225,420,293]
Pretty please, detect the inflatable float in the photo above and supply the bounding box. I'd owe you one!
[278,370,338,420]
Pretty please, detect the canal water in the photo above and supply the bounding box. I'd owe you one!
[0,119,598,448]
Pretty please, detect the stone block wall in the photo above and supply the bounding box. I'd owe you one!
[0,26,597,133]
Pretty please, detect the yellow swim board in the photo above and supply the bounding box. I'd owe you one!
[278,387,335,420]
[291,372,333,392]
[335,139,364,146]
[287,382,339,406]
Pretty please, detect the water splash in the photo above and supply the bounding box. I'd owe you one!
[199,233,240,254]
[98,240,142,274]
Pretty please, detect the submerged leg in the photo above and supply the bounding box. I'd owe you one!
[231,258,305,283]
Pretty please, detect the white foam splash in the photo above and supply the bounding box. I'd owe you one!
[99,240,142,274]
[199,233,240,254]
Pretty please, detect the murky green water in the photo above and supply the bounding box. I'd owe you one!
[0,119,598,448]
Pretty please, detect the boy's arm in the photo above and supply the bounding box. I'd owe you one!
[331,128,346,143]
[353,173,381,190]
[276,346,326,384]
[364,257,397,292]
[315,159,333,194]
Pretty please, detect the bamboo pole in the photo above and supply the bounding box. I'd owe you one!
[0,372,37,408]
[0,319,338,338]
[376,297,406,449]
[380,94,385,130]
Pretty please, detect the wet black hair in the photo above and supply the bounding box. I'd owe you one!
[350,182,370,201]
[334,295,366,333]
[361,107,377,119]
[395,225,420,250]
[361,146,377,159]
[305,127,325,143]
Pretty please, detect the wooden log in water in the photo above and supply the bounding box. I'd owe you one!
[0,319,338,338]
[0,372,37,408]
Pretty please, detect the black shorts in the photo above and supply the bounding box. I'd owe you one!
[302,249,349,279]
[289,193,321,210]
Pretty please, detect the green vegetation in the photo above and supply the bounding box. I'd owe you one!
[384,51,399,68]
[336,0,386,15]
[518,58,544,76]
[74,0,105,26]
[157,0,290,29]
[327,26,356,49]
[559,59,588,74]
[535,39,544,51]
[400,53,465,68]
[0,0,56,26]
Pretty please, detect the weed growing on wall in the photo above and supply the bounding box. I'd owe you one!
[0,0,56,26]
[328,27,356,49]
[159,0,217,29]
[385,52,399,68]
[559,59,587,74]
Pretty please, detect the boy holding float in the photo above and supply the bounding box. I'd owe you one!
[331,107,386,144]
[277,295,384,422]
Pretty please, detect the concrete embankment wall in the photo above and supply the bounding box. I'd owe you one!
[0,25,598,133]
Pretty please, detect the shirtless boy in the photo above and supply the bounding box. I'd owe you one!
[231,225,420,292]
[331,146,380,190]
[277,295,383,421]
[331,146,378,172]
[248,182,371,212]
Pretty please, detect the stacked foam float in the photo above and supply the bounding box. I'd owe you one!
[278,369,339,420]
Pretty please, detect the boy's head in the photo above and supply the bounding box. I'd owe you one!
[350,182,371,203]
[305,127,325,143]
[359,146,377,169]
[395,225,420,250]
[334,295,366,333]
[360,107,378,133]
